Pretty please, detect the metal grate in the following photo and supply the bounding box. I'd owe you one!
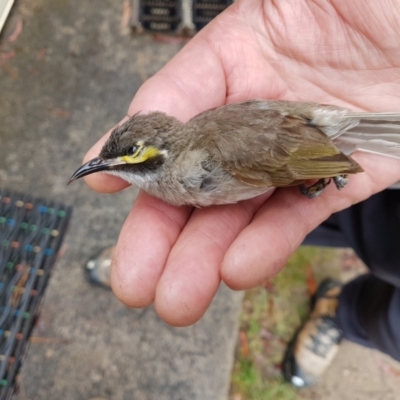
[131,0,233,34]
[133,0,182,33]
[0,189,72,400]
[192,0,233,31]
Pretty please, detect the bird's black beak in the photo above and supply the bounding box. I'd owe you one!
[68,157,126,184]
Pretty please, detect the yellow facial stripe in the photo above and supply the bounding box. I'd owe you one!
[121,146,161,164]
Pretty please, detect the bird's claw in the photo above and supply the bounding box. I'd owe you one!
[299,175,349,198]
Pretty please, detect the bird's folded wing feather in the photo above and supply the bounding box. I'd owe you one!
[193,109,362,187]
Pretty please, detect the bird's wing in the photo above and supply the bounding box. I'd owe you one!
[190,106,362,187]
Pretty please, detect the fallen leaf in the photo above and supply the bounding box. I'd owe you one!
[0,60,19,80]
[37,48,47,60]
[30,336,70,344]
[121,0,132,30]
[305,262,317,297]
[47,107,71,119]
[11,265,30,307]
[152,33,190,44]
[239,330,249,358]
[0,51,16,61]
[7,18,24,43]
[267,296,274,319]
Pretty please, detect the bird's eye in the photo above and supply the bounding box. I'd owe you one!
[127,145,138,156]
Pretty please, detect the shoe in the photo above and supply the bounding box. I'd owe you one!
[85,246,115,289]
[283,279,343,387]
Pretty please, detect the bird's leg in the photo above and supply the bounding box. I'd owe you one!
[333,175,348,190]
[299,179,331,199]
[299,175,349,198]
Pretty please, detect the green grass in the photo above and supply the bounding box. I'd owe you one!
[230,246,338,400]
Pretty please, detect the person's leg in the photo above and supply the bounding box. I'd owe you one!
[305,189,400,351]
[286,190,400,386]
[338,274,400,361]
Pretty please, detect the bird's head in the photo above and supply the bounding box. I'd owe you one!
[69,112,181,185]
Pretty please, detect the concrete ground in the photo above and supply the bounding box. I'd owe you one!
[1,1,400,399]
[1,1,242,399]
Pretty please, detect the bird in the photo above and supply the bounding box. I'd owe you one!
[69,99,400,207]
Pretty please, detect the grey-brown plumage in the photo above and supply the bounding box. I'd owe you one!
[69,100,400,206]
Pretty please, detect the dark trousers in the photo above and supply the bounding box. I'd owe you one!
[304,190,400,362]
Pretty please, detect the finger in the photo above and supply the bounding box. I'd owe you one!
[221,186,340,290]
[111,191,192,308]
[154,191,274,326]
[221,152,400,290]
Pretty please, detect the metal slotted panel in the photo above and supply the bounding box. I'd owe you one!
[131,0,233,34]
[0,189,72,400]
[139,0,182,32]
[192,0,233,31]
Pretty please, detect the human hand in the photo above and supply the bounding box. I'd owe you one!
[83,0,400,326]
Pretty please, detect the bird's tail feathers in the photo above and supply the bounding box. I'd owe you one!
[337,115,400,159]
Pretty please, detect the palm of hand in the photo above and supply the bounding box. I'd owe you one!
[84,0,400,326]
